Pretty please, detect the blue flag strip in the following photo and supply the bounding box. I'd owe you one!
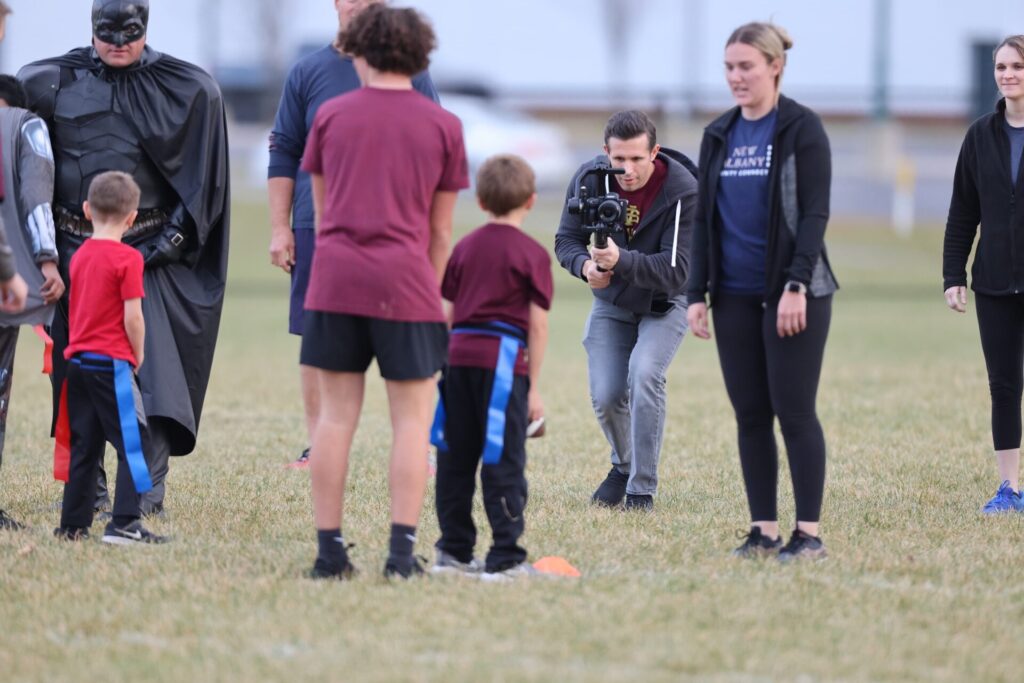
[430,322,526,465]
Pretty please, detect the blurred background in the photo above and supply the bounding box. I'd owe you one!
[2,0,1023,227]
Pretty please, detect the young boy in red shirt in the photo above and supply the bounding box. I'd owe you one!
[432,155,553,580]
[54,171,166,545]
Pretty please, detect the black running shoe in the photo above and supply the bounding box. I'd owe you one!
[777,529,827,563]
[624,493,654,511]
[308,557,358,580]
[383,554,427,580]
[591,467,629,507]
[53,526,89,541]
[101,520,170,545]
[732,527,783,558]
[0,509,24,531]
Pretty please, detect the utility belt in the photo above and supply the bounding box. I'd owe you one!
[54,204,168,241]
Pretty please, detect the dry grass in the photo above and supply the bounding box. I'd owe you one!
[1,199,1022,682]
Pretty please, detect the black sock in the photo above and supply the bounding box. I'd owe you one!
[388,523,417,562]
[317,528,348,566]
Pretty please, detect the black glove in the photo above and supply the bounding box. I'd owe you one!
[142,227,188,268]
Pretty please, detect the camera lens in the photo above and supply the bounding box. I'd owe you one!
[597,199,622,223]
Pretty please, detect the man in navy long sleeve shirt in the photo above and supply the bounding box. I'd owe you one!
[267,0,438,468]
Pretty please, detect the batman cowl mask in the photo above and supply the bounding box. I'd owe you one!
[92,0,149,47]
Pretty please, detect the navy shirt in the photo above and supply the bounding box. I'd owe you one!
[268,45,439,230]
[716,109,777,295]
[1005,118,1024,186]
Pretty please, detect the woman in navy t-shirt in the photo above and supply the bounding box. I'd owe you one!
[687,22,838,561]
[943,35,1024,514]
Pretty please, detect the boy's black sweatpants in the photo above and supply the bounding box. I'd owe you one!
[435,365,529,572]
[60,356,152,530]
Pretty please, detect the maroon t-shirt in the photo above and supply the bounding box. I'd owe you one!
[301,87,469,322]
[65,239,145,366]
[442,223,553,375]
[616,157,667,241]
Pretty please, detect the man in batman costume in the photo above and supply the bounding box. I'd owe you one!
[18,0,230,516]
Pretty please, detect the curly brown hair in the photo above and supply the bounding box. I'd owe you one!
[339,4,436,76]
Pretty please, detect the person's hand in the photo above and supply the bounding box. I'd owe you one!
[269,226,295,273]
[39,261,65,304]
[143,228,187,269]
[687,302,711,340]
[0,273,28,313]
[945,285,967,313]
[777,291,807,337]
[583,259,613,290]
[527,387,544,423]
[590,241,620,270]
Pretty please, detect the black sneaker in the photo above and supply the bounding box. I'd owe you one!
[591,467,629,507]
[624,493,654,511]
[732,527,783,558]
[101,520,170,545]
[53,526,89,541]
[0,509,24,531]
[308,557,358,580]
[383,554,427,580]
[777,529,827,563]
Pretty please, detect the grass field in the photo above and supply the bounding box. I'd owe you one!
[1,197,1022,682]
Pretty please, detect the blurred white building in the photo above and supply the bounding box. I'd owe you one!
[3,0,1023,118]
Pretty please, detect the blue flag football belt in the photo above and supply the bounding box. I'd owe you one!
[430,321,526,465]
[70,352,154,494]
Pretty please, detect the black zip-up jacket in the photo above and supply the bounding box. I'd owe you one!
[687,94,838,306]
[944,99,1024,295]
[554,147,698,315]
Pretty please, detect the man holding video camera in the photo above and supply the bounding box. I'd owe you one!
[555,110,697,511]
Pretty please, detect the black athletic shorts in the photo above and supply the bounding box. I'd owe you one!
[300,311,448,380]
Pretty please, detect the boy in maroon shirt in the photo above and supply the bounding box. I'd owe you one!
[299,5,468,579]
[54,171,166,545]
[432,155,553,580]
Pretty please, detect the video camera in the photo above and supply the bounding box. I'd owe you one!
[567,164,628,260]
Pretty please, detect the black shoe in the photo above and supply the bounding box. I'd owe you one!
[308,557,358,580]
[591,467,629,507]
[101,520,170,545]
[777,529,827,563]
[383,554,427,580]
[0,509,24,531]
[732,527,783,558]
[624,493,654,511]
[53,526,89,541]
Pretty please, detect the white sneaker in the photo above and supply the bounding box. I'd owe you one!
[480,561,537,583]
[430,548,483,577]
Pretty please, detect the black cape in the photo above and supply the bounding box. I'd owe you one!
[20,47,230,455]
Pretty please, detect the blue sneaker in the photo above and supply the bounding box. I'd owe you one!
[981,481,1023,514]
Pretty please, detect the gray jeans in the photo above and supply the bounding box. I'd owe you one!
[583,296,688,495]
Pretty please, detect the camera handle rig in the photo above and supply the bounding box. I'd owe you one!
[567,165,629,272]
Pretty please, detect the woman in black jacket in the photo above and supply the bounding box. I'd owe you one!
[943,35,1024,514]
[686,21,838,560]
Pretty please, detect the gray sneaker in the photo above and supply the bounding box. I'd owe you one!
[430,548,483,577]
[480,561,538,583]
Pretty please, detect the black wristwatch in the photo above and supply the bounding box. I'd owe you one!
[785,280,807,295]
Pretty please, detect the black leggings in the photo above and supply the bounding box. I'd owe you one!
[713,293,832,523]
[975,292,1024,450]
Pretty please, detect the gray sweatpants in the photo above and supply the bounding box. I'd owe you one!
[96,417,170,514]
[583,296,688,496]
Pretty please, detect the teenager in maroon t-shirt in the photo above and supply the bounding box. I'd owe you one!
[432,155,552,580]
[56,171,166,545]
[298,5,468,580]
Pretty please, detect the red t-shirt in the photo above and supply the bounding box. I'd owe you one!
[616,158,667,241]
[65,239,145,365]
[301,87,469,322]
[442,223,553,375]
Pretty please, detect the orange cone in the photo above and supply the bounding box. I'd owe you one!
[532,556,581,577]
